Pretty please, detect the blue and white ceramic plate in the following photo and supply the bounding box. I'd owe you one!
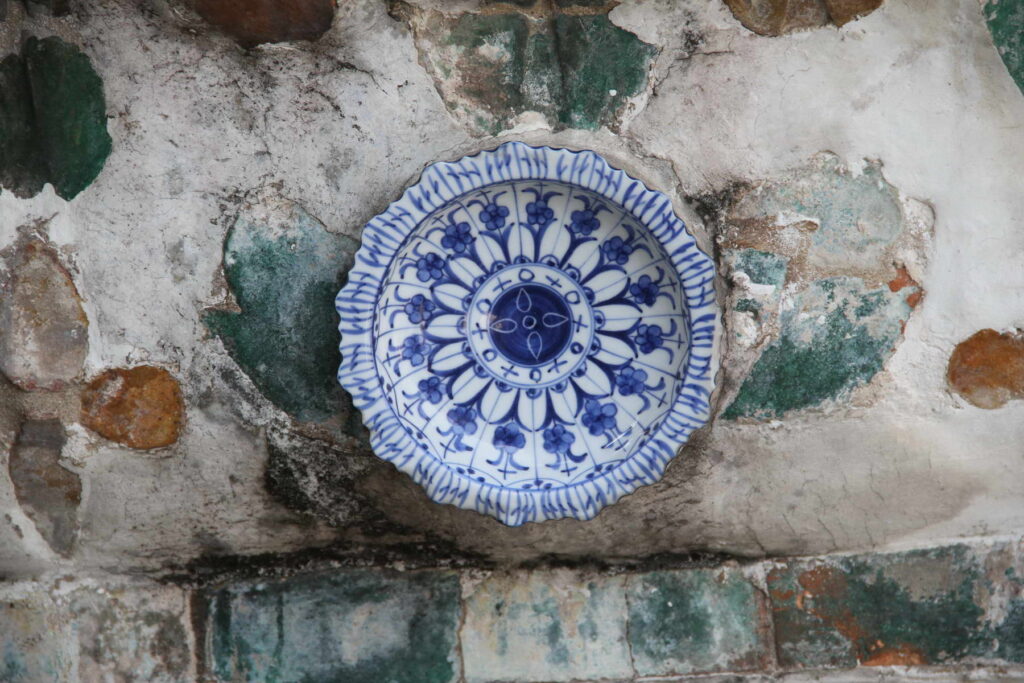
[336,143,717,525]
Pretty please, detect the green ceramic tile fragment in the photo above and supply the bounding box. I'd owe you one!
[203,201,358,424]
[460,571,632,683]
[627,568,770,676]
[415,7,656,134]
[206,569,462,683]
[729,248,788,287]
[23,36,111,200]
[768,544,1024,669]
[0,53,47,197]
[985,0,1024,96]
[723,276,917,420]
[551,14,658,129]
[0,37,110,200]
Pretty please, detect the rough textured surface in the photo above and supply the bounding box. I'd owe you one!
[723,277,918,420]
[627,567,772,675]
[948,329,1024,409]
[768,542,1024,668]
[203,191,358,426]
[0,0,1021,606]
[399,1,660,134]
[80,366,185,449]
[460,570,632,682]
[188,0,337,48]
[205,569,462,682]
[0,579,193,682]
[723,0,883,35]
[985,0,1024,95]
[715,154,928,420]
[0,36,110,199]
[7,419,80,557]
[0,238,88,391]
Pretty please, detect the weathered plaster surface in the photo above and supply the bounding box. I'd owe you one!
[0,0,1022,585]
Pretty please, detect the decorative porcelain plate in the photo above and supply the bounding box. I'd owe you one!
[336,143,716,526]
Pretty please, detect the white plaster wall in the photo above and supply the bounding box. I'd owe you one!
[0,0,1022,574]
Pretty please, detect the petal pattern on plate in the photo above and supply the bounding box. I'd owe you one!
[592,334,636,366]
[595,304,641,332]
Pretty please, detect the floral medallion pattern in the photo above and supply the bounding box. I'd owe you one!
[337,143,717,525]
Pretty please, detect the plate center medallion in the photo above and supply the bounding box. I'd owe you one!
[468,264,593,388]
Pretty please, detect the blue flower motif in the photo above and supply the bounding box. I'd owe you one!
[404,294,436,324]
[630,274,659,306]
[417,376,443,404]
[525,200,554,228]
[581,399,617,436]
[569,208,601,236]
[479,202,509,230]
[401,335,429,366]
[542,425,575,454]
[601,236,633,265]
[615,365,648,396]
[441,221,474,254]
[416,253,446,282]
[633,324,664,354]
[447,405,478,435]
[493,423,526,451]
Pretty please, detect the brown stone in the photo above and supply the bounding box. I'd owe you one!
[947,329,1024,409]
[189,0,336,48]
[723,0,883,35]
[9,418,81,557]
[0,240,88,391]
[80,366,185,449]
[823,0,883,26]
[722,0,829,36]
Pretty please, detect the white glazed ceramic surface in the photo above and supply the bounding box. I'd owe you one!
[337,143,716,525]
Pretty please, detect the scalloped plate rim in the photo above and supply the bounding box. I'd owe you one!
[335,141,718,526]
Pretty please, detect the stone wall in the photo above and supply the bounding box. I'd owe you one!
[1,0,1023,679]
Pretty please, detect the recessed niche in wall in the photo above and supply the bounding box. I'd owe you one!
[336,143,717,525]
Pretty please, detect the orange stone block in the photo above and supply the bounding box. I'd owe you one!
[80,366,185,449]
[947,329,1024,409]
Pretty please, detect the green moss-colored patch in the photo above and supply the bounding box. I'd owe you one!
[203,199,356,424]
[206,569,462,683]
[460,572,632,681]
[723,277,916,420]
[627,569,769,675]
[413,8,656,134]
[768,546,1012,669]
[551,14,657,129]
[728,248,788,287]
[986,0,1024,96]
[0,37,111,200]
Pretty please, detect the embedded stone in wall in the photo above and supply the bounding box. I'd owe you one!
[0,582,192,683]
[69,586,193,682]
[767,542,1024,668]
[8,419,80,557]
[723,277,918,420]
[189,0,336,48]
[460,570,632,682]
[715,153,929,420]
[626,567,772,676]
[985,0,1024,97]
[205,569,461,682]
[0,592,71,681]
[723,0,882,36]
[0,37,111,200]
[0,240,88,391]
[80,366,185,449]
[947,329,1024,409]
[203,193,357,424]
[398,1,658,134]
